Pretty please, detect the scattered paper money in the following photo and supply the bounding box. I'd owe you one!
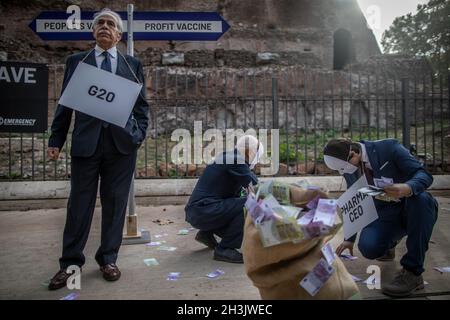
[207,269,225,279]
[321,243,336,265]
[340,254,358,261]
[300,258,335,296]
[167,272,181,281]
[350,274,363,282]
[177,229,189,235]
[157,246,177,252]
[297,210,321,239]
[434,267,450,273]
[250,182,340,248]
[143,258,159,266]
[246,194,278,225]
[294,180,310,189]
[363,277,379,285]
[293,180,322,191]
[245,195,274,224]
[271,181,291,205]
[256,180,271,199]
[146,241,165,247]
[313,199,338,227]
[257,218,303,247]
[297,210,314,226]
[281,205,302,219]
[154,233,169,239]
[257,180,291,205]
[60,292,79,300]
[359,184,401,203]
[306,195,320,210]
[373,177,393,188]
[358,186,384,197]
[41,279,50,287]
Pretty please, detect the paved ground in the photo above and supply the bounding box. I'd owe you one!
[0,197,450,300]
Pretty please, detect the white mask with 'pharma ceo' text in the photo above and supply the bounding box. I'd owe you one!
[323,155,358,175]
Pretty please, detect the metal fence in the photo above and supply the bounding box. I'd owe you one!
[1,65,449,181]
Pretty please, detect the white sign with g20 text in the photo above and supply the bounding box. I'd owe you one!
[58,62,142,128]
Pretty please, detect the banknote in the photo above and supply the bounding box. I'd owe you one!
[167,272,181,281]
[157,246,177,252]
[312,199,338,227]
[60,292,79,300]
[177,229,189,235]
[207,269,225,279]
[321,243,336,265]
[434,267,450,273]
[306,195,321,210]
[143,258,159,266]
[257,180,291,205]
[257,216,304,247]
[300,258,335,296]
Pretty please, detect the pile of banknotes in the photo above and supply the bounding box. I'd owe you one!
[245,180,342,248]
[257,180,291,205]
[358,186,400,203]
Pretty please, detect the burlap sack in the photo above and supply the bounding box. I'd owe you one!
[289,184,329,207]
[242,185,360,300]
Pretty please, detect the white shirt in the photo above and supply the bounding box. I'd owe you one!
[359,142,373,170]
[94,45,118,74]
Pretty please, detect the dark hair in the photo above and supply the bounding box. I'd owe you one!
[323,138,361,161]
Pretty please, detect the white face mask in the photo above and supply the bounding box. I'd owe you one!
[250,142,264,170]
[324,155,359,175]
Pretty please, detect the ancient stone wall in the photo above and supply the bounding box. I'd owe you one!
[1,0,381,69]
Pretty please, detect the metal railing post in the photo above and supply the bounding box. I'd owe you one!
[401,78,410,149]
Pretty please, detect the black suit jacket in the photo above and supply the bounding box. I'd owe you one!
[48,49,149,156]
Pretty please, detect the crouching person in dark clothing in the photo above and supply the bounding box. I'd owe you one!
[185,135,262,263]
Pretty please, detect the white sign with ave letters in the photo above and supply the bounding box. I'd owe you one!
[58,62,142,128]
[337,175,379,240]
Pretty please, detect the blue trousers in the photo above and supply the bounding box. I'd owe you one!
[357,192,438,275]
[185,197,246,249]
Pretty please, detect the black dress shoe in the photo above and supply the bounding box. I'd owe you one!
[214,247,243,264]
[100,264,121,281]
[195,230,218,250]
[48,269,71,291]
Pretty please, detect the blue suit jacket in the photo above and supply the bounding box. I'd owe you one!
[344,139,434,240]
[185,150,258,227]
[48,49,149,156]
[185,150,258,208]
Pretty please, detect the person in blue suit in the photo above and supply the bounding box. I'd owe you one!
[323,138,438,297]
[185,135,262,263]
[46,9,149,290]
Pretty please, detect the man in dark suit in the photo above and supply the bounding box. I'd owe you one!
[323,138,438,297]
[47,8,149,290]
[185,135,262,263]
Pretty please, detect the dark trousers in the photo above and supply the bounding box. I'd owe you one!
[186,197,246,249]
[357,192,438,275]
[59,127,137,269]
